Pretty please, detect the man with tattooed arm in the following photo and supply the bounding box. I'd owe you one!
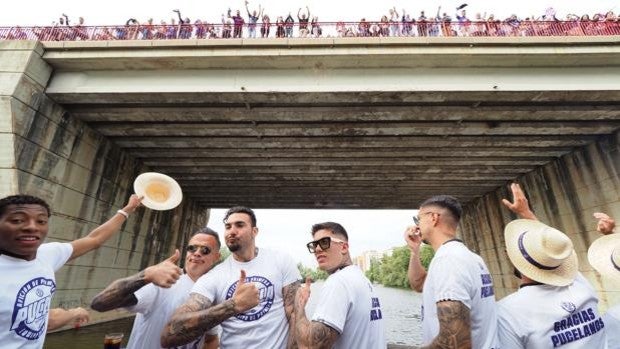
[91,227,222,349]
[161,206,301,348]
[294,222,386,348]
[404,195,500,349]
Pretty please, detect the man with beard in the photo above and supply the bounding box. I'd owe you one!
[91,227,222,349]
[161,206,301,349]
[404,195,499,348]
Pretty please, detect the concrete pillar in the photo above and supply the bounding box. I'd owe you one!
[461,131,620,310]
[0,41,210,324]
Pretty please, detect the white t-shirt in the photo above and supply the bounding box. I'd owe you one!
[126,273,218,349]
[497,273,607,348]
[604,304,620,349]
[0,242,73,349]
[310,265,387,349]
[191,248,300,349]
[422,240,500,349]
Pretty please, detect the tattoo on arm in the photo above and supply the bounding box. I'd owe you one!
[161,293,237,348]
[422,300,472,349]
[283,281,301,320]
[283,281,301,349]
[90,271,147,311]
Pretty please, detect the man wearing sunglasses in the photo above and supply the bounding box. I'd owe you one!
[404,195,499,349]
[91,227,222,349]
[162,206,301,349]
[294,222,386,348]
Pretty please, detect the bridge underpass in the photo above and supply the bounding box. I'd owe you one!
[1,37,619,325]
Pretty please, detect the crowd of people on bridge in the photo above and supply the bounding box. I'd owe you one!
[2,3,620,41]
[1,181,620,348]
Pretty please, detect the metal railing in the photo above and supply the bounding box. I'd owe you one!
[1,20,619,41]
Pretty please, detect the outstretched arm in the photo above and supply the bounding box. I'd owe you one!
[91,250,181,311]
[48,307,90,330]
[161,270,259,347]
[69,195,142,260]
[421,300,471,349]
[502,183,537,220]
[294,279,339,348]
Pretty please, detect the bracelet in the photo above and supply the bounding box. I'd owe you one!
[116,209,129,219]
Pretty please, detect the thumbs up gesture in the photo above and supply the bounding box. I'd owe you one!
[144,249,182,288]
[232,270,260,313]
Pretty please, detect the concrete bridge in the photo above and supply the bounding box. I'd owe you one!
[1,36,619,329]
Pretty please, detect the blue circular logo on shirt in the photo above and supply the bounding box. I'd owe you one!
[11,277,56,340]
[225,275,275,322]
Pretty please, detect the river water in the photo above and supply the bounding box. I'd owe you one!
[45,282,422,348]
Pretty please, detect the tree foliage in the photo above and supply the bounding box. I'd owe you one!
[365,244,435,288]
[297,263,329,281]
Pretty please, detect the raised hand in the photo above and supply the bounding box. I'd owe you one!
[295,277,312,312]
[404,225,422,252]
[123,194,144,214]
[594,212,616,235]
[144,249,182,288]
[501,183,537,220]
[232,269,260,313]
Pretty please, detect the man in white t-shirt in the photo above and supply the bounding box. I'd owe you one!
[294,222,386,348]
[91,227,222,349]
[588,212,620,349]
[161,206,301,348]
[0,193,142,349]
[404,195,499,348]
[497,183,607,348]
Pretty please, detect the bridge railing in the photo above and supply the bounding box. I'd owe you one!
[1,20,619,41]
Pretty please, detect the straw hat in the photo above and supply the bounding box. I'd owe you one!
[504,219,578,286]
[133,172,183,211]
[588,234,620,283]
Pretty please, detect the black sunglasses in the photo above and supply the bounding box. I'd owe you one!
[187,244,212,255]
[306,236,346,253]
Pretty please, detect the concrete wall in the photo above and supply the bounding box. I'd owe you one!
[461,131,620,310]
[0,41,209,325]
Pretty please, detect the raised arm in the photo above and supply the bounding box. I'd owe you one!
[501,183,537,220]
[161,270,259,348]
[283,280,301,348]
[47,307,90,330]
[421,300,471,349]
[294,278,339,348]
[405,226,427,292]
[91,250,181,311]
[69,194,142,260]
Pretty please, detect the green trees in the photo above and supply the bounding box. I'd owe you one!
[297,263,328,281]
[365,244,435,289]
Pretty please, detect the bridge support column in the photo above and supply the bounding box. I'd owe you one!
[461,131,620,310]
[0,41,210,325]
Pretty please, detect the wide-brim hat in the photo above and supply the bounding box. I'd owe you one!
[133,172,183,210]
[588,233,620,283]
[505,219,578,286]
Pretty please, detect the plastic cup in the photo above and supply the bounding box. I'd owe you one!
[103,333,123,349]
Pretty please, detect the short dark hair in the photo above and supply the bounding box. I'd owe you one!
[311,222,349,241]
[193,227,221,249]
[223,206,257,227]
[420,195,462,222]
[0,195,51,217]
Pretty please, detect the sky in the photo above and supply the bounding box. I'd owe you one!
[206,208,416,267]
[1,0,618,26]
